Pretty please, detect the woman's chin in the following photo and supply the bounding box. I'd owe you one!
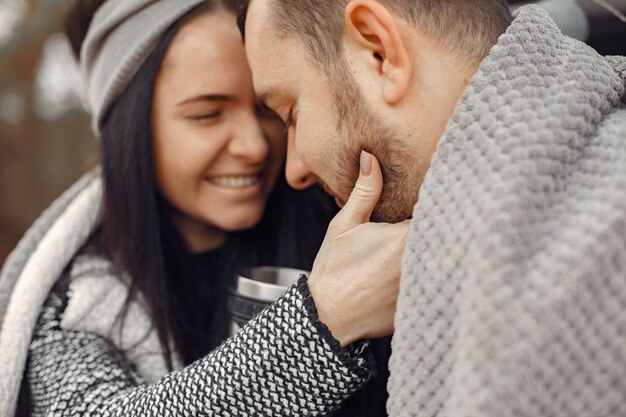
[205,208,265,233]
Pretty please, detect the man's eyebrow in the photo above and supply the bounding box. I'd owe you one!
[257,85,283,106]
[177,94,235,106]
[236,0,249,41]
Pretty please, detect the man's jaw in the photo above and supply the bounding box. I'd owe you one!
[316,179,346,208]
[334,197,346,208]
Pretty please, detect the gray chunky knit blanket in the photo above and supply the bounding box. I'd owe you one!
[388,6,626,417]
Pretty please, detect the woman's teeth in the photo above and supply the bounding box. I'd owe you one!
[208,174,260,188]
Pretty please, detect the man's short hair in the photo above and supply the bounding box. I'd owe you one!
[238,0,512,67]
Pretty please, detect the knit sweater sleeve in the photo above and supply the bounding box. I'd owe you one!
[25,276,375,416]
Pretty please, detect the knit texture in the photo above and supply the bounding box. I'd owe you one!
[81,0,204,135]
[26,277,374,416]
[0,170,376,416]
[387,5,626,417]
[61,252,184,383]
[0,171,102,417]
[0,169,98,327]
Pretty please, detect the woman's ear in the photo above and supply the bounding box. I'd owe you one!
[344,0,412,104]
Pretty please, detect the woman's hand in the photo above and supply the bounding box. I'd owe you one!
[307,151,409,347]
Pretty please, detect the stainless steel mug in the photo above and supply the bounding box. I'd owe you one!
[228,266,309,336]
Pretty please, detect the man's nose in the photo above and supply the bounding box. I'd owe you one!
[228,115,269,163]
[285,141,316,190]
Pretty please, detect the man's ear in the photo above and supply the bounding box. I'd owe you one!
[344,0,412,105]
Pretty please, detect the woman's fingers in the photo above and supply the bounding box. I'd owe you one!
[330,151,384,234]
[308,151,408,346]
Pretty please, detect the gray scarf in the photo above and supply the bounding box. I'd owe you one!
[388,5,626,417]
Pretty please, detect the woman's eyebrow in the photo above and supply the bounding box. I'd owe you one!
[177,94,235,106]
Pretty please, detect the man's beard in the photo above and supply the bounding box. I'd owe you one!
[323,65,426,223]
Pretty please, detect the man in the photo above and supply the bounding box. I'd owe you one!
[239,0,626,416]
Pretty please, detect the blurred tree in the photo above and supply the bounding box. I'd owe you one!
[0,0,99,265]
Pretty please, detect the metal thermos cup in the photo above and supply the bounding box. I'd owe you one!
[228,266,308,336]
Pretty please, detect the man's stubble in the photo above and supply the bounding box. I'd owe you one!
[323,58,426,223]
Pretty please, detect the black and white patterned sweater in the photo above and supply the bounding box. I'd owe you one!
[23,274,375,416]
[0,172,377,416]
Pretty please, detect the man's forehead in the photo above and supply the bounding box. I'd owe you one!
[239,0,299,105]
[244,32,288,100]
[237,0,269,42]
[241,0,283,92]
[236,0,250,40]
[240,0,273,60]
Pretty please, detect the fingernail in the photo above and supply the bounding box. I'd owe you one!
[360,150,372,176]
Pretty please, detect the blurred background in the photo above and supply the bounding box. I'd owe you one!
[0,0,97,265]
[0,0,625,266]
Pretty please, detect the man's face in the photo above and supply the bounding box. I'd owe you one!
[244,0,424,222]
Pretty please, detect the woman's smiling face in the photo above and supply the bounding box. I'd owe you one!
[152,9,285,251]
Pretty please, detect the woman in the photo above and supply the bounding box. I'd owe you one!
[0,0,405,416]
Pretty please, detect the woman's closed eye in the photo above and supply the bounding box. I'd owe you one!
[189,111,222,122]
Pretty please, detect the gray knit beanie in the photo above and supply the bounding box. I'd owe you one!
[80,0,205,136]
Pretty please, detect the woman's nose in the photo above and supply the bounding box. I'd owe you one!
[285,136,316,190]
[228,115,269,163]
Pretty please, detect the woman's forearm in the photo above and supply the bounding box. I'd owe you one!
[26,277,375,416]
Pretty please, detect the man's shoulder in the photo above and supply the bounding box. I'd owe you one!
[605,55,626,91]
